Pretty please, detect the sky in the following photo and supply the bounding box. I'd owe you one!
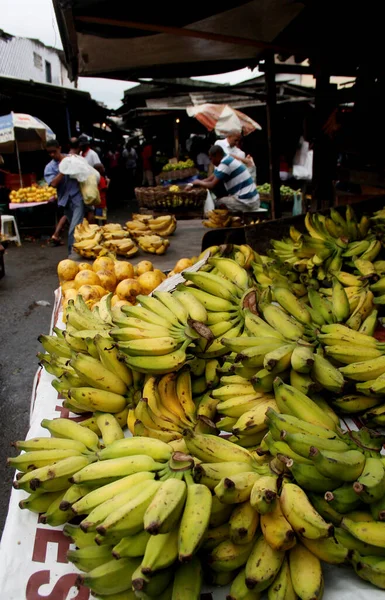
[1,0,260,109]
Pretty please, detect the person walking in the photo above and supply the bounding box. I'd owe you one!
[122,143,138,200]
[78,135,105,175]
[192,145,260,212]
[44,139,84,256]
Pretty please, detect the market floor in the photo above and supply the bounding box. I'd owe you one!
[0,209,206,536]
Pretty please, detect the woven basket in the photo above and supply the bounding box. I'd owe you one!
[157,167,198,184]
[135,185,206,210]
[258,193,293,203]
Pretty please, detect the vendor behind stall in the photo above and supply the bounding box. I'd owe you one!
[44,140,84,256]
[192,145,260,212]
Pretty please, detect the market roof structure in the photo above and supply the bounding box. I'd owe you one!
[52,0,304,81]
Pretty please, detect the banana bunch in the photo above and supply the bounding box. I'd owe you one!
[126,219,153,238]
[112,290,211,374]
[102,237,139,257]
[73,234,104,258]
[74,219,102,242]
[149,214,177,237]
[270,207,374,282]
[203,209,242,228]
[102,224,131,241]
[137,234,170,255]
[130,372,197,442]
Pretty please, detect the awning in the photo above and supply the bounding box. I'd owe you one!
[52,0,304,81]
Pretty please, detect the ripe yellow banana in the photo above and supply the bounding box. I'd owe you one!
[178,479,212,562]
[112,530,151,559]
[260,498,296,551]
[68,387,127,413]
[280,482,333,539]
[71,455,163,486]
[289,543,324,599]
[143,477,187,535]
[229,500,260,545]
[268,557,296,600]
[140,529,178,574]
[245,534,285,592]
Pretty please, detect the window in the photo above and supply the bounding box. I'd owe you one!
[33,52,42,70]
[45,60,52,83]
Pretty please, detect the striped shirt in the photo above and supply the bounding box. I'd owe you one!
[214,156,259,206]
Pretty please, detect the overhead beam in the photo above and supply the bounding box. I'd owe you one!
[76,15,305,54]
[258,62,358,78]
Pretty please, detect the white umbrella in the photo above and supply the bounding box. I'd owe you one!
[0,112,56,187]
[186,103,261,136]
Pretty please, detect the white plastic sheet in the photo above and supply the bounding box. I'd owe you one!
[0,290,383,599]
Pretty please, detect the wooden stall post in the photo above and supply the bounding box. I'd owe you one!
[312,64,336,210]
[265,52,281,219]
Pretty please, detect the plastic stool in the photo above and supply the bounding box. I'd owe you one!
[1,215,21,245]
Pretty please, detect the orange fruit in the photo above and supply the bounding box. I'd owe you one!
[74,270,101,289]
[57,259,79,282]
[114,260,135,282]
[173,258,193,273]
[137,271,164,295]
[92,256,115,272]
[78,262,93,271]
[96,269,117,292]
[116,278,141,302]
[136,260,154,276]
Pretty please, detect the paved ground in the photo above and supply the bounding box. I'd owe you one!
[0,208,206,535]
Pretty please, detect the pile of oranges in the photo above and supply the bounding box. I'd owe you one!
[9,184,57,203]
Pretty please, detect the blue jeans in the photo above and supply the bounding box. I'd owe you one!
[64,197,85,254]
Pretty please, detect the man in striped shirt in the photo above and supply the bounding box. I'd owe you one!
[192,145,260,211]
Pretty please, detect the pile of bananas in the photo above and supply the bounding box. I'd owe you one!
[162,159,194,172]
[13,203,385,597]
[148,215,177,237]
[73,220,104,257]
[126,219,153,239]
[137,235,170,255]
[257,182,297,198]
[73,220,139,259]
[102,237,139,258]
[203,209,243,228]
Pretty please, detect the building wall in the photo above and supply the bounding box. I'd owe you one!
[0,33,74,88]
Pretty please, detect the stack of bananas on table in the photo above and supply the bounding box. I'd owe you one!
[137,234,170,255]
[73,220,104,258]
[126,214,177,238]
[10,421,385,598]
[73,219,139,258]
[102,237,139,258]
[203,209,243,228]
[148,214,177,237]
[16,203,385,597]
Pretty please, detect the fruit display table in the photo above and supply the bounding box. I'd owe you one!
[0,289,382,600]
[9,198,55,209]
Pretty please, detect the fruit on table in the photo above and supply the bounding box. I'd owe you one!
[135,260,154,276]
[115,278,142,302]
[203,209,243,229]
[58,259,79,282]
[137,270,164,295]
[114,260,135,281]
[138,235,170,255]
[18,204,385,597]
[9,184,57,203]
